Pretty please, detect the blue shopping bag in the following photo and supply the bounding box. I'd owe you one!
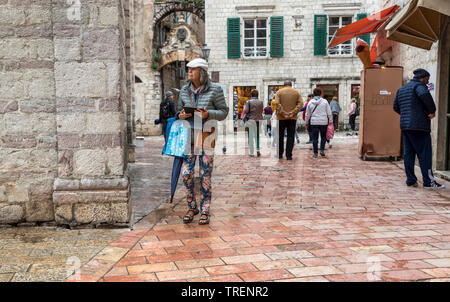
[162,118,190,158]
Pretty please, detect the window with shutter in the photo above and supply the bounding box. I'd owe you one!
[328,16,353,56]
[227,18,241,59]
[314,15,327,56]
[270,16,283,58]
[243,19,268,58]
[356,13,371,46]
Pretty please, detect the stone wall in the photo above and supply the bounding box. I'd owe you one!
[206,0,381,129]
[0,0,57,225]
[0,0,132,227]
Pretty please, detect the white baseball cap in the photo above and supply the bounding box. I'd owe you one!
[186,58,208,71]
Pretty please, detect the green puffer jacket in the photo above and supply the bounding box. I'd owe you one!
[177,81,229,129]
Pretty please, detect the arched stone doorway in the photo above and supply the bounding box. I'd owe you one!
[158,21,204,110]
[133,3,205,137]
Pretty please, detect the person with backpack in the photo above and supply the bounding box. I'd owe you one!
[159,91,176,142]
[305,88,333,158]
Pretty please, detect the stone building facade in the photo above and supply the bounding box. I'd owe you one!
[205,0,381,130]
[0,0,133,226]
[378,0,450,175]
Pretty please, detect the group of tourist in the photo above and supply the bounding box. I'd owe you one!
[159,58,444,226]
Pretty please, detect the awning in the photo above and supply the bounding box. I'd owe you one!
[328,5,400,48]
[386,0,450,50]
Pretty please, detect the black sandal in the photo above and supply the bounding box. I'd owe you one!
[198,214,210,225]
[183,208,199,224]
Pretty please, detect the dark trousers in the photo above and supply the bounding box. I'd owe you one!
[402,130,434,186]
[278,119,296,158]
[311,125,328,154]
[349,114,357,131]
[307,124,313,142]
[332,114,339,131]
[162,119,168,142]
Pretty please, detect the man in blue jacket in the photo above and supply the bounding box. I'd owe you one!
[393,68,444,189]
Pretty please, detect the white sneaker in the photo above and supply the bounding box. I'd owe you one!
[424,181,445,189]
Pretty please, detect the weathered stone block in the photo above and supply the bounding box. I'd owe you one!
[19,100,55,113]
[54,204,73,224]
[86,113,120,133]
[80,178,128,190]
[0,72,24,99]
[0,7,25,26]
[55,62,107,98]
[53,191,78,204]
[52,5,89,25]
[56,98,96,113]
[0,204,24,224]
[107,62,120,97]
[24,69,55,99]
[5,113,55,135]
[0,26,15,38]
[74,203,110,224]
[111,202,129,223]
[3,60,53,71]
[25,200,54,222]
[29,178,53,202]
[54,38,81,61]
[78,191,128,203]
[80,133,121,148]
[57,150,73,177]
[0,186,6,202]
[16,25,52,38]
[37,135,57,149]
[30,39,54,60]
[7,183,29,202]
[99,98,120,112]
[82,28,120,60]
[0,135,36,148]
[99,6,119,26]
[0,100,18,114]
[25,6,52,25]
[58,134,80,149]
[106,148,123,176]
[53,24,81,37]
[74,149,106,177]
[53,178,79,191]
[56,113,86,133]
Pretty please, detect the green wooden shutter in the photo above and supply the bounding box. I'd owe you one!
[314,15,328,56]
[270,16,284,57]
[227,18,241,59]
[356,13,371,46]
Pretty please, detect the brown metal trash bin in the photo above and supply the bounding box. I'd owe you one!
[358,67,403,160]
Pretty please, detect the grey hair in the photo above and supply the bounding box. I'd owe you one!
[199,68,210,85]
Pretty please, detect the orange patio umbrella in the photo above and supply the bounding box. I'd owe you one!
[328,5,400,49]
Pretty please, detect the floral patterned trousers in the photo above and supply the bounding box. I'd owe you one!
[182,153,214,215]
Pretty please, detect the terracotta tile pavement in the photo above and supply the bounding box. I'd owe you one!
[68,136,450,282]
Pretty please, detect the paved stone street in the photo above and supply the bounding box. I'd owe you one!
[0,137,171,282]
[67,133,450,282]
